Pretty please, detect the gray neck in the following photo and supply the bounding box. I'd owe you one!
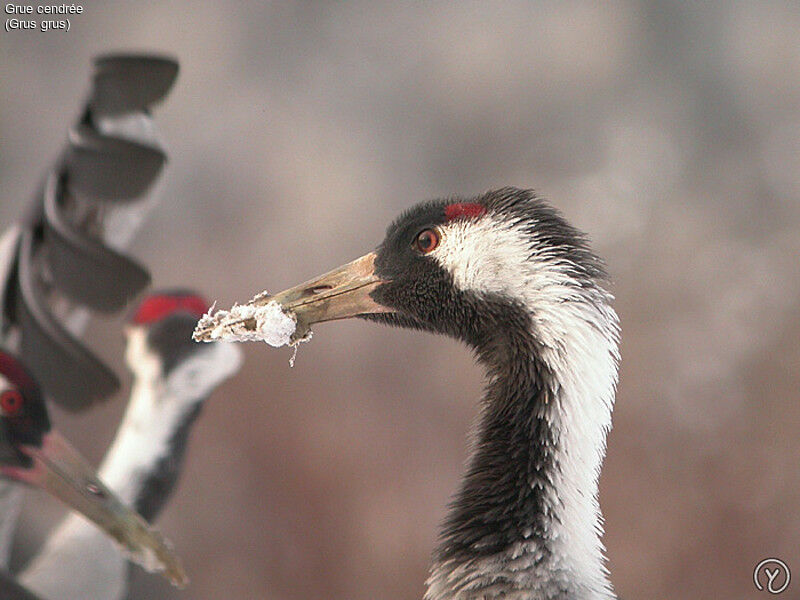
[97,376,202,518]
[426,299,619,600]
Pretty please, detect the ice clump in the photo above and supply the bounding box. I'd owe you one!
[193,300,298,348]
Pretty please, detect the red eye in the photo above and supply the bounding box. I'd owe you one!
[415,228,440,254]
[1,390,23,416]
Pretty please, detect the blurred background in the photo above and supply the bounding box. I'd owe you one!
[1,2,798,599]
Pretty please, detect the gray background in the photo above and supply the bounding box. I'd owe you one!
[2,2,799,599]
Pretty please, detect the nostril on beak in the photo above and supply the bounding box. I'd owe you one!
[307,285,332,295]
[85,482,106,499]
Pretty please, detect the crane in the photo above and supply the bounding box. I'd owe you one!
[19,291,241,600]
[201,187,620,599]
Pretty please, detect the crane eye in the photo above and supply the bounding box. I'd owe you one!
[0,390,24,417]
[414,228,440,254]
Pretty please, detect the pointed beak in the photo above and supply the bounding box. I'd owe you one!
[262,251,391,340]
[1,430,187,588]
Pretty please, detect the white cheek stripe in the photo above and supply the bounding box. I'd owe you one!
[101,329,242,502]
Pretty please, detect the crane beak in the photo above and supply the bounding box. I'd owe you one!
[1,429,188,588]
[265,251,391,338]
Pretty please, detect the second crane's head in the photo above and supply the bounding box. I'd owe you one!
[127,290,242,403]
[270,187,618,370]
[122,290,242,522]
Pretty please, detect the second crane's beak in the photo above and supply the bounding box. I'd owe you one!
[1,429,188,588]
[266,251,391,337]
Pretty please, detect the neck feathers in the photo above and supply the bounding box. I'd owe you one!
[99,328,202,517]
[427,283,619,600]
